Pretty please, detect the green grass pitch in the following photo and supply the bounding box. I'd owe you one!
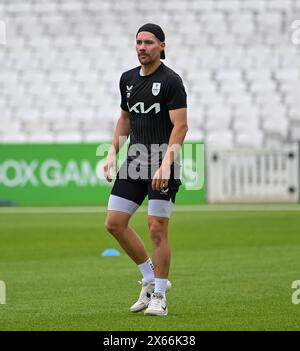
[0,205,300,331]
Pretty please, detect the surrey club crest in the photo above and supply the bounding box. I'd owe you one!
[152,82,161,96]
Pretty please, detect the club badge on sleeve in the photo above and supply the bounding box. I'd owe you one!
[126,85,133,98]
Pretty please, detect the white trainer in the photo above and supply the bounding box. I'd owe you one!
[130,280,172,313]
[144,292,168,316]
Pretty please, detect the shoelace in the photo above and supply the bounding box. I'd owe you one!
[149,293,164,308]
[152,292,163,299]
[137,281,153,300]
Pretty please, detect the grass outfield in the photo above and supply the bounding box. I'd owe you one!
[0,204,300,331]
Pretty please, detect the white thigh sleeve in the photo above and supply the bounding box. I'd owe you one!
[107,195,140,215]
[148,199,174,218]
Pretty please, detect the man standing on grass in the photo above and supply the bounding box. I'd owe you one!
[104,23,188,316]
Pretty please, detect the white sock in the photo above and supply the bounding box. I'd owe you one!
[154,278,168,298]
[138,258,154,285]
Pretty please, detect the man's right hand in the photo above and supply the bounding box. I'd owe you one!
[104,152,117,182]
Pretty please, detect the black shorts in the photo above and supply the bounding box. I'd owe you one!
[111,176,180,204]
[107,171,181,218]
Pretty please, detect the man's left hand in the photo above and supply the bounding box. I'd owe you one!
[151,164,170,191]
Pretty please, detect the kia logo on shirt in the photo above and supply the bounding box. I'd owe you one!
[127,102,161,114]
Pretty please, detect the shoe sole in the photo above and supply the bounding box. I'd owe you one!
[130,305,148,313]
[144,309,168,316]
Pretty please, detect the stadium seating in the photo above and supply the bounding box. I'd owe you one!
[0,0,299,147]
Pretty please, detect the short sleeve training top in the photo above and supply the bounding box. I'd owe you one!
[119,62,187,146]
[119,62,187,178]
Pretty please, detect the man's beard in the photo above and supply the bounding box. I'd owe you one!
[138,54,151,65]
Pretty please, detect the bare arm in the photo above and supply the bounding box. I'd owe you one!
[104,109,130,182]
[162,108,188,167]
[110,109,130,153]
[152,108,188,191]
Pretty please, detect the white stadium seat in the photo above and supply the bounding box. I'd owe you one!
[185,129,204,142]
[27,132,56,143]
[206,130,234,148]
[232,110,260,131]
[33,2,58,13]
[55,131,83,142]
[84,130,112,142]
[242,0,266,12]
[6,2,32,13]
[188,1,214,11]
[267,0,292,11]
[1,131,28,143]
[236,130,264,148]
[216,0,240,11]
[205,116,231,131]
[262,118,289,138]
